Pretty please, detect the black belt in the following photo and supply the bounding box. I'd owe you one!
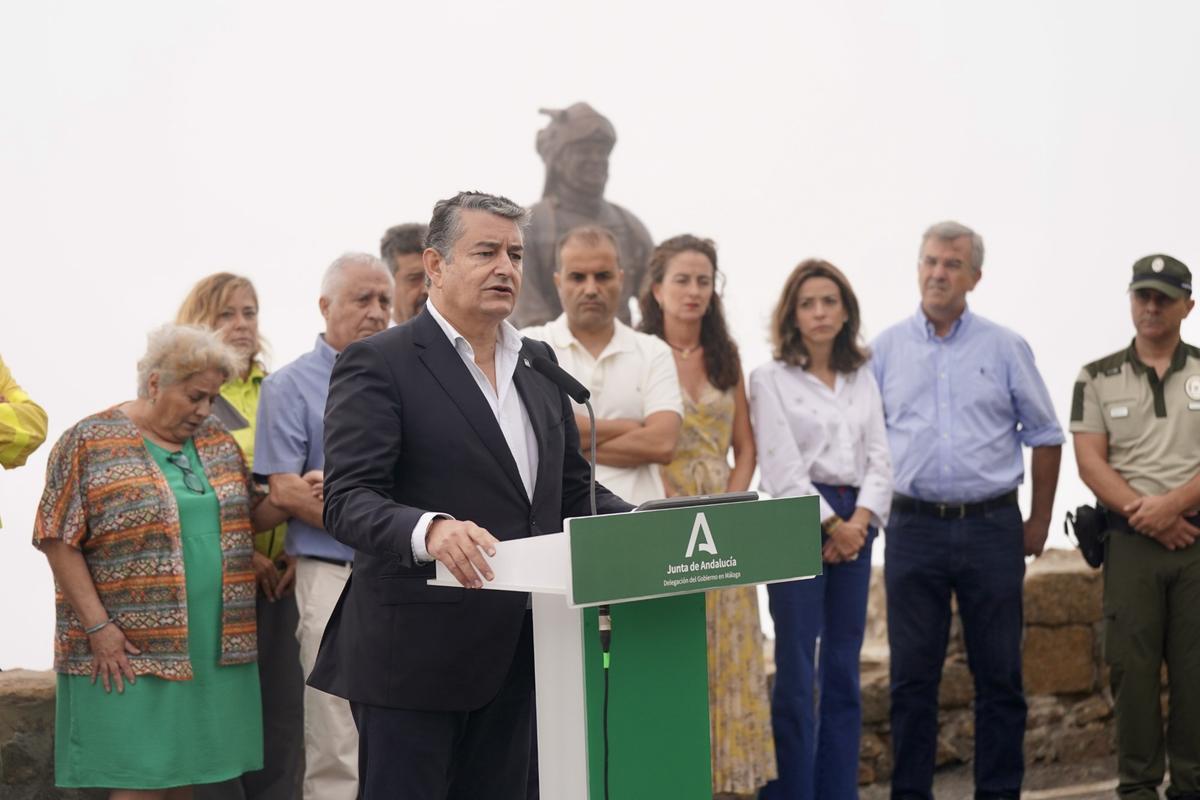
[303,555,353,569]
[892,490,1019,520]
[1106,509,1200,535]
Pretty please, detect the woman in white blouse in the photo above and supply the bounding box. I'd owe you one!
[750,259,893,800]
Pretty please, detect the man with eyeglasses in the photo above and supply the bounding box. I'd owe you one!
[1070,255,1200,800]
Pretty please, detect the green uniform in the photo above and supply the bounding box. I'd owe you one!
[1070,340,1200,799]
[55,438,262,789]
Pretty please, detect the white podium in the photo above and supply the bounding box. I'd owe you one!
[429,533,590,799]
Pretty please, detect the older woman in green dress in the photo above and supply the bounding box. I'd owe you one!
[35,324,288,799]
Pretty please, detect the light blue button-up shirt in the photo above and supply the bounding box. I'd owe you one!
[870,306,1064,503]
[254,334,355,562]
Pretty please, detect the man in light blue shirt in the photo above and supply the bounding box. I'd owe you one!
[254,252,393,800]
[871,221,1063,800]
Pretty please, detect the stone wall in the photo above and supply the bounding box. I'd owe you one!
[0,669,103,800]
[855,548,1113,784]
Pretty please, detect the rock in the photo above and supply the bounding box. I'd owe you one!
[1024,549,1103,626]
[937,658,974,709]
[0,670,57,789]
[860,667,890,725]
[1027,695,1065,729]
[946,610,966,659]
[1069,695,1113,726]
[0,670,105,800]
[870,733,893,782]
[1023,625,1096,695]
[865,567,887,651]
[1057,721,1114,761]
[935,709,974,765]
[1024,724,1056,764]
[860,641,888,673]
[860,731,885,760]
[1,731,42,783]
[858,732,887,785]
[0,670,55,704]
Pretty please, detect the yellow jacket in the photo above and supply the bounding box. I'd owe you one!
[0,354,47,469]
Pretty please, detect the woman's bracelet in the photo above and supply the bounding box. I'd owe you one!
[84,617,115,635]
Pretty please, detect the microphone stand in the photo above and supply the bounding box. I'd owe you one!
[528,354,610,797]
[586,399,597,518]
[584,397,612,800]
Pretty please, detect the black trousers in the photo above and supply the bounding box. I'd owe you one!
[352,613,535,800]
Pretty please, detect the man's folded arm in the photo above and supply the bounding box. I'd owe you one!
[323,339,427,566]
[553,347,634,519]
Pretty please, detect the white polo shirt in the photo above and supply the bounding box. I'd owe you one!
[521,314,683,506]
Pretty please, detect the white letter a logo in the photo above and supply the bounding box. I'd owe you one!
[685,512,718,558]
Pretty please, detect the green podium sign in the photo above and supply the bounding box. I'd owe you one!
[566,495,822,607]
[564,495,822,797]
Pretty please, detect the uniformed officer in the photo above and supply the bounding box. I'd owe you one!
[1070,253,1200,800]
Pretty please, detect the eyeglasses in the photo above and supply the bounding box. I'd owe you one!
[166,451,206,495]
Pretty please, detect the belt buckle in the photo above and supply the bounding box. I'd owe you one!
[937,502,966,520]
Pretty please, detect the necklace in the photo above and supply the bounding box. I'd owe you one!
[667,341,701,360]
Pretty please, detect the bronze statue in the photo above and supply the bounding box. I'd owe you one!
[511,102,655,327]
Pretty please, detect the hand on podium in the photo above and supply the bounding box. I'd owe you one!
[427,519,500,588]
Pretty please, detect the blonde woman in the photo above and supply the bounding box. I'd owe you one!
[640,235,775,799]
[177,274,305,800]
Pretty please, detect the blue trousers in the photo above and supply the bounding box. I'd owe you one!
[885,504,1026,800]
[762,484,876,800]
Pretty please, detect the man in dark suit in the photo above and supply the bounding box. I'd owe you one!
[309,190,632,799]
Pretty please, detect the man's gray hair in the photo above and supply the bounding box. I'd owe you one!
[319,252,393,300]
[136,324,241,399]
[921,221,985,273]
[426,191,531,260]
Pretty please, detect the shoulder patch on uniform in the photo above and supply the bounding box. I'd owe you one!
[1084,349,1128,379]
[1070,381,1086,422]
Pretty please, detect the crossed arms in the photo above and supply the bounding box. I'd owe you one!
[1073,431,1200,550]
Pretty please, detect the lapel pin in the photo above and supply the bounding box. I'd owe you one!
[523,357,532,368]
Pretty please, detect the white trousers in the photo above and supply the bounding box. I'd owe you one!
[295,557,358,800]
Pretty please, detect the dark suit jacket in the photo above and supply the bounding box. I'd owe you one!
[308,309,632,712]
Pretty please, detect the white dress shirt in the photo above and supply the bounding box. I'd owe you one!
[749,359,893,526]
[410,301,539,562]
[521,314,683,506]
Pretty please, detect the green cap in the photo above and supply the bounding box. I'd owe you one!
[1129,254,1192,299]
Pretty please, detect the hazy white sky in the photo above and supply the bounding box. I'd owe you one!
[3,1,1199,669]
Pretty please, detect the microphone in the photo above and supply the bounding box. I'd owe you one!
[530,354,607,619]
[530,355,596,518]
[530,355,590,405]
